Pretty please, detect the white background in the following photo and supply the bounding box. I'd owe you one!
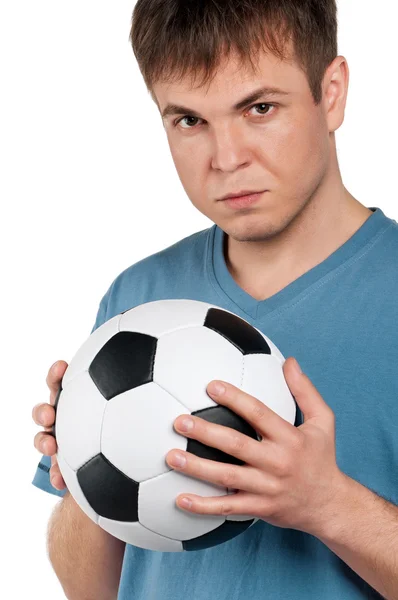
[1,0,396,597]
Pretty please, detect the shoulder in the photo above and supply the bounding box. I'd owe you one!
[114,226,211,287]
[98,226,213,321]
[374,213,398,264]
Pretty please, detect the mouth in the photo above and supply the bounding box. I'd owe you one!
[220,190,267,209]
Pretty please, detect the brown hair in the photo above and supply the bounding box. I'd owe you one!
[129,0,338,107]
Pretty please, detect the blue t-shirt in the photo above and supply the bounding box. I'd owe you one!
[33,206,398,599]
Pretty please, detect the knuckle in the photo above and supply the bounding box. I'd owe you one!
[266,477,281,497]
[258,500,274,518]
[291,430,304,451]
[219,466,237,488]
[45,404,55,422]
[42,433,55,455]
[230,434,246,454]
[33,431,43,450]
[41,435,51,454]
[34,432,48,453]
[272,449,291,477]
[32,403,43,423]
[46,360,67,387]
[37,404,54,425]
[250,403,267,424]
[218,501,234,516]
[46,371,55,388]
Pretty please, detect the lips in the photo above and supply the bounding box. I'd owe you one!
[218,189,264,201]
[222,191,265,209]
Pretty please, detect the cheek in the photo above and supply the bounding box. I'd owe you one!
[170,144,207,205]
[266,115,328,194]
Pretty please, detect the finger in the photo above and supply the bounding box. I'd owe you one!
[173,414,270,470]
[175,490,267,518]
[33,431,57,455]
[207,380,298,444]
[283,357,334,428]
[50,459,65,490]
[46,361,68,404]
[166,450,267,494]
[32,403,55,428]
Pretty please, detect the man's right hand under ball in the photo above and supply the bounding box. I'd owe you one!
[32,360,68,490]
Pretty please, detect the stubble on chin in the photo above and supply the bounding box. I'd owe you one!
[222,212,292,243]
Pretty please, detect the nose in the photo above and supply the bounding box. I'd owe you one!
[210,125,252,173]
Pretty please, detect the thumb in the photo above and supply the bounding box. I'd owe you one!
[283,357,333,425]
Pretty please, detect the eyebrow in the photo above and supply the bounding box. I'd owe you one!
[161,86,290,120]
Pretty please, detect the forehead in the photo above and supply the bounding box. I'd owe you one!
[154,43,306,114]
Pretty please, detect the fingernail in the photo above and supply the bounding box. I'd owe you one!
[294,358,302,375]
[179,497,192,509]
[208,381,226,396]
[51,361,58,373]
[169,453,186,468]
[178,417,194,432]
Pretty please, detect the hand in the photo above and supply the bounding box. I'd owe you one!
[165,357,346,538]
[32,360,68,490]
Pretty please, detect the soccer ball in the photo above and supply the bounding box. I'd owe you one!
[53,299,296,552]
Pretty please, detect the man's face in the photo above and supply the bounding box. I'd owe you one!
[153,43,343,242]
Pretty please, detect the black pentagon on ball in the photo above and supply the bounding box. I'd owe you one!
[204,308,271,355]
[183,518,254,551]
[89,331,158,400]
[77,453,139,521]
[188,405,259,466]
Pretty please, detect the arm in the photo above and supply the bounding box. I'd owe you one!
[316,473,398,600]
[47,490,126,600]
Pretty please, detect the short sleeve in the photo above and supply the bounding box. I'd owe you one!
[90,292,109,334]
[31,454,67,498]
[31,292,109,497]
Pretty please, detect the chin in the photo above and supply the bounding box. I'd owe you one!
[219,212,285,243]
[218,200,308,243]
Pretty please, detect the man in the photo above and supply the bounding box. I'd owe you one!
[32,1,398,599]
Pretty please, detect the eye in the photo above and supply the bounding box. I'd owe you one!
[249,103,275,117]
[174,102,275,130]
[175,115,202,129]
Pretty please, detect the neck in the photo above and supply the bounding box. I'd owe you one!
[223,181,372,302]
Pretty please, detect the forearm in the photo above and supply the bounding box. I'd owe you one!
[47,490,125,600]
[316,473,398,600]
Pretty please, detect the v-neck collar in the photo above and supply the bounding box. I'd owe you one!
[207,207,392,320]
